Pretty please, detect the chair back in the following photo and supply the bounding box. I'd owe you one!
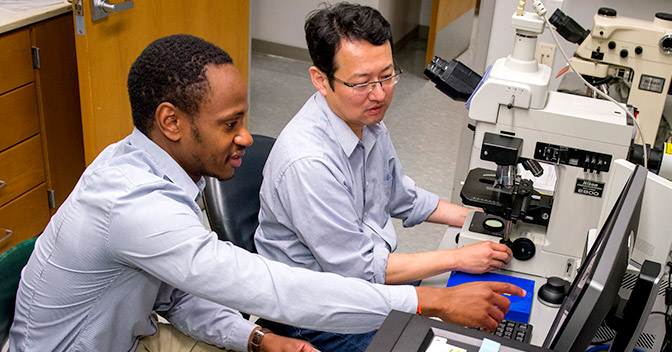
[203,134,275,253]
[0,236,37,344]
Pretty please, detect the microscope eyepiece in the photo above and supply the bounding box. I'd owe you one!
[549,9,590,44]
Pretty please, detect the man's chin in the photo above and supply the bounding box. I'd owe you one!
[206,169,235,182]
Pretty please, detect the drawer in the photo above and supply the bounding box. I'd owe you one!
[0,183,49,254]
[0,28,34,94]
[0,83,40,152]
[0,135,45,207]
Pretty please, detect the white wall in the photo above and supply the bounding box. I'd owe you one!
[419,0,433,26]
[377,0,422,42]
[483,0,672,91]
[251,0,423,50]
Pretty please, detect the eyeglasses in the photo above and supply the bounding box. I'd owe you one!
[332,68,403,95]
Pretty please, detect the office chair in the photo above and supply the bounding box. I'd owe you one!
[203,134,275,253]
[0,236,37,344]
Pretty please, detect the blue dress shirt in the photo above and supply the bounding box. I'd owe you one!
[9,128,417,352]
[255,92,440,284]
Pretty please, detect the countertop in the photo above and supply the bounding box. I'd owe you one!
[0,0,71,34]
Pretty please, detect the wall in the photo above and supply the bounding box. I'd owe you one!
[419,0,433,26]
[251,0,422,52]
[378,0,422,42]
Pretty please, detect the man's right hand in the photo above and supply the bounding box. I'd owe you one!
[415,282,525,333]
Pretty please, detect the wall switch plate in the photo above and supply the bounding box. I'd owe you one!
[536,42,556,67]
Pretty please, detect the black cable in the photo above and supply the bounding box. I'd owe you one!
[661,262,672,352]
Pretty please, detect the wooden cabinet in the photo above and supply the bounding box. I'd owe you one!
[0,13,85,253]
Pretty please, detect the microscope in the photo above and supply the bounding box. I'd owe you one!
[550,7,672,147]
[426,3,635,280]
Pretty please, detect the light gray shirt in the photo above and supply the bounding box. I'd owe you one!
[9,128,417,352]
[255,93,440,283]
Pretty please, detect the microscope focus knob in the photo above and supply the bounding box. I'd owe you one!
[635,46,643,55]
[620,49,629,58]
[511,237,535,261]
[608,41,616,50]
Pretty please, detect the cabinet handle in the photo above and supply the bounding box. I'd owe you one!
[0,180,5,189]
[0,229,13,244]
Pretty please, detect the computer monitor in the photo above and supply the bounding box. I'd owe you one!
[542,164,647,352]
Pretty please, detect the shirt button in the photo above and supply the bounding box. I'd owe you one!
[366,181,369,187]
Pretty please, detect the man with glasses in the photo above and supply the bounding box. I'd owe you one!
[254,2,516,351]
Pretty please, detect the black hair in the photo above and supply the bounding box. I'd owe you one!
[304,2,393,88]
[127,34,233,135]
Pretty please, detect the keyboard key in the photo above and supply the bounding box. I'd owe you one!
[494,320,533,343]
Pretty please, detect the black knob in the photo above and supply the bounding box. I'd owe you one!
[608,41,616,50]
[620,49,629,58]
[635,46,643,55]
[598,7,617,17]
[511,237,535,261]
[538,277,570,307]
[522,159,544,177]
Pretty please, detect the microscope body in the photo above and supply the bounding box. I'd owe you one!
[569,9,672,144]
[461,90,633,280]
[457,10,634,281]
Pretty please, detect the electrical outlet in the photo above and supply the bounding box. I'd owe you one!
[536,42,556,67]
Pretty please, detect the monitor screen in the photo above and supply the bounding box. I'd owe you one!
[542,165,647,351]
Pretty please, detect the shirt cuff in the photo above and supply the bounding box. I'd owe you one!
[387,284,418,315]
[402,187,440,227]
[226,319,259,352]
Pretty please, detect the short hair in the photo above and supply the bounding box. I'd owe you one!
[127,34,233,135]
[305,2,393,88]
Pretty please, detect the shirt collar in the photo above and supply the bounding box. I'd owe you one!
[127,128,204,201]
[314,93,384,158]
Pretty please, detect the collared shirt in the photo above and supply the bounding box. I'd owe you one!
[9,128,417,352]
[255,92,440,283]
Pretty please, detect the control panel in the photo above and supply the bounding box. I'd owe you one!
[534,142,613,173]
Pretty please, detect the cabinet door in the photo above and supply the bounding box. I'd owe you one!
[32,14,85,211]
[73,0,250,164]
[0,184,49,254]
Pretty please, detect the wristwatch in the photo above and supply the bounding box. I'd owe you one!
[250,328,272,352]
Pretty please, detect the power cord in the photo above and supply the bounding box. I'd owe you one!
[530,0,649,169]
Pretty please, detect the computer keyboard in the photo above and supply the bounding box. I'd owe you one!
[494,319,532,343]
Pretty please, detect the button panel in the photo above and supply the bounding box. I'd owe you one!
[534,142,612,173]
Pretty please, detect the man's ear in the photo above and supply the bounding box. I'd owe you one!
[155,102,182,142]
[309,66,330,97]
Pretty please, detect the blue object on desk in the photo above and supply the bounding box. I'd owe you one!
[446,271,534,323]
